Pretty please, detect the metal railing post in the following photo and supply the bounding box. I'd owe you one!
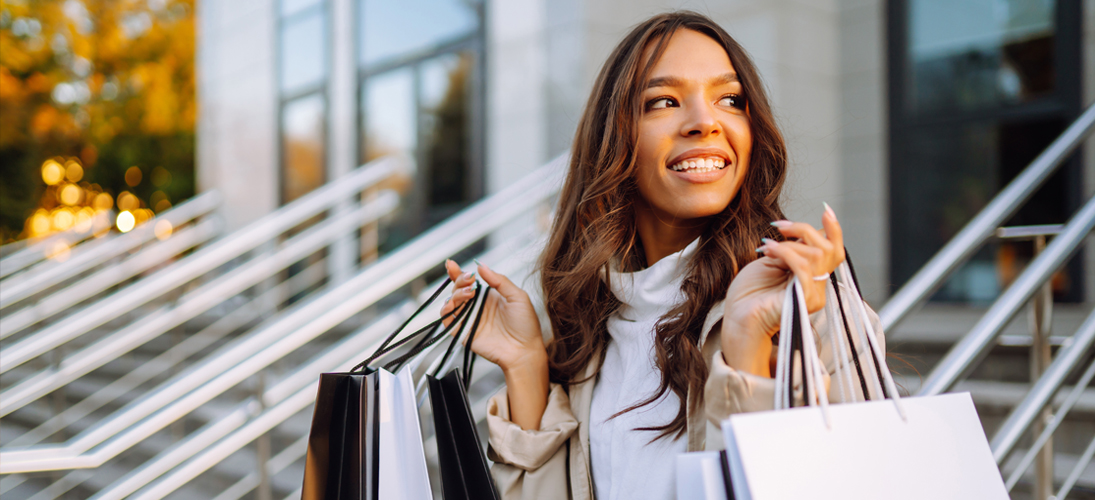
[917,194,1095,396]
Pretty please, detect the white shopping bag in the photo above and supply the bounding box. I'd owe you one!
[722,265,1007,499]
[378,365,434,500]
[676,451,731,500]
[722,392,1008,499]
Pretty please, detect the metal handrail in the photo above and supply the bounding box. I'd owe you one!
[0,211,114,280]
[0,194,396,416]
[0,191,221,309]
[1003,358,1095,491]
[917,193,1095,396]
[6,259,327,448]
[0,156,402,374]
[0,217,223,339]
[878,102,1095,331]
[0,154,566,474]
[990,309,1095,463]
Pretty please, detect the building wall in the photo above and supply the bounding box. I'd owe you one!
[197,0,279,232]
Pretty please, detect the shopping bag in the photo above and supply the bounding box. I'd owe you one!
[377,365,433,499]
[675,450,735,500]
[721,261,1009,500]
[302,276,476,500]
[301,371,379,500]
[426,282,501,500]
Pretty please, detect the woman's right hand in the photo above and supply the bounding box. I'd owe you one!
[441,259,546,373]
[442,259,549,431]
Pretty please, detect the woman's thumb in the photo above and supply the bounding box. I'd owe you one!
[476,261,524,301]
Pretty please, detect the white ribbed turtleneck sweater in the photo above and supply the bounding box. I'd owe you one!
[589,238,698,500]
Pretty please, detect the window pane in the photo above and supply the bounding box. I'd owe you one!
[281,0,322,18]
[282,94,326,203]
[281,12,326,94]
[359,0,478,68]
[890,118,1077,302]
[906,0,1055,114]
[363,68,416,161]
[420,53,472,222]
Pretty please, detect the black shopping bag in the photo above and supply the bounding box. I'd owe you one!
[301,371,379,500]
[301,276,479,500]
[427,281,500,500]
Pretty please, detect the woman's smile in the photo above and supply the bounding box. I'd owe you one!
[666,147,732,184]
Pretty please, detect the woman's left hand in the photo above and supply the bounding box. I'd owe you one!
[720,204,845,377]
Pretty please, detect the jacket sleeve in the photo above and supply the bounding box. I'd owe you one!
[704,288,887,426]
[485,382,579,500]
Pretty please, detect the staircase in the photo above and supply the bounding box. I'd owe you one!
[0,101,1093,499]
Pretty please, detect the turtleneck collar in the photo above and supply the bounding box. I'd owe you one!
[606,237,699,319]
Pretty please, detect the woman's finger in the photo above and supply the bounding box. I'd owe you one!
[477,261,526,303]
[771,220,832,253]
[761,240,827,311]
[820,203,846,262]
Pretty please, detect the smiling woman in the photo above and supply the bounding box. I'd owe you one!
[438,11,885,500]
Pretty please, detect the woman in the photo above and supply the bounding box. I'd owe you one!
[441,11,884,500]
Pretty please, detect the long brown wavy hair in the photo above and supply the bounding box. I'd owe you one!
[538,11,788,439]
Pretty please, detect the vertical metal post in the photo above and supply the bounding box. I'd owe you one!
[1030,235,1054,499]
[256,371,272,500]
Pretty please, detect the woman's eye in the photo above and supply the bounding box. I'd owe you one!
[646,97,677,110]
[719,94,747,110]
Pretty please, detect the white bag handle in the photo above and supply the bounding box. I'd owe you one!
[774,263,906,422]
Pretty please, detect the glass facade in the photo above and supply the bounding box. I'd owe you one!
[278,0,328,204]
[888,0,1083,303]
[357,0,483,254]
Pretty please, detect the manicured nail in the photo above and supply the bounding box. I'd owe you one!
[823,202,835,218]
[761,238,772,244]
[770,220,793,228]
[461,271,473,281]
[755,246,766,253]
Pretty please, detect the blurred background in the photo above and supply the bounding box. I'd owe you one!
[1,0,1093,499]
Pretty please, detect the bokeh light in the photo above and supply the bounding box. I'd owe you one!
[155,199,172,212]
[41,159,64,185]
[59,184,83,205]
[74,207,95,232]
[29,210,51,237]
[117,191,139,212]
[116,211,136,232]
[125,166,143,187]
[93,192,114,211]
[64,160,84,183]
[154,219,173,240]
[52,208,75,231]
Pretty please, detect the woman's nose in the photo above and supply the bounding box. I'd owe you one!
[679,101,721,137]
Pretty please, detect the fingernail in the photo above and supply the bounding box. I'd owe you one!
[755,246,766,253]
[473,258,481,266]
[761,238,772,244]
[469,272,477,280]
[461,271,473,280]
[770,220,793,228]
[823,202,835,218]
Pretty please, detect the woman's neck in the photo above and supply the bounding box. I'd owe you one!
[633,201,707,267]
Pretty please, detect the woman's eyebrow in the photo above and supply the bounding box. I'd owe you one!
[645,72,739,90]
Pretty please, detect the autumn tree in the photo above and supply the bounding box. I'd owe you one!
[0,0,195,242]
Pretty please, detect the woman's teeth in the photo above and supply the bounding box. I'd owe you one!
[669,157,726,172]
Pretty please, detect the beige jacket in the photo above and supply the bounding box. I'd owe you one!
[484,295,885,500]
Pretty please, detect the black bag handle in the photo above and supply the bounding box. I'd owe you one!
[462,285,491,387]
[350,275,476,374]
[380,283,482,374]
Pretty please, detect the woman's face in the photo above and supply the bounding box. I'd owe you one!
[633,29,752,224]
